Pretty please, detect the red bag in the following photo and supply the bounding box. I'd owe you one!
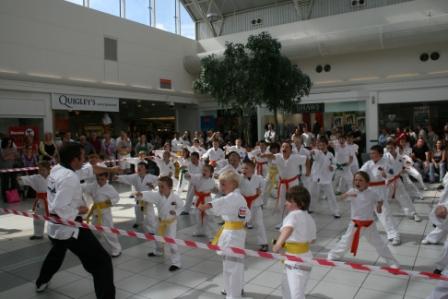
[6,189,20,203]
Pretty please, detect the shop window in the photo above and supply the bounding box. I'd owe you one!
[104,37,118,61]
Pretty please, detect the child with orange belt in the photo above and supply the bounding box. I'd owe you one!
[18,161,51,240]
[327,171,399,268]
[273,185,316,299]
[187,164,218,240]
[239,160,268,252]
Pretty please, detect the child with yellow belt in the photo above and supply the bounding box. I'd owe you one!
[18,161,51,240]
[138,176,184,271]
[273,185,316,299]
[327,171,399,267]
[199,171,250,299]
[82,172,122,257]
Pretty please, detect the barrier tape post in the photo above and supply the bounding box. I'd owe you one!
[1,207,447,282]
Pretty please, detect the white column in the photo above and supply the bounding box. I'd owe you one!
[366,92,378,150]
[44,95,53,134]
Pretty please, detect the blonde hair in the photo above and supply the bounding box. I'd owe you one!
[218,171,240,188]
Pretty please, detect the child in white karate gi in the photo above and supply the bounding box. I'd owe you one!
[83,172,122,257]
[327,171,399,267]
[18,161,51,240]
[139,176,184,271]
[273,185,316,299]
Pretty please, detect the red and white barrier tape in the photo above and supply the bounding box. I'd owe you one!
[0,207,446,281]
[0,159,125,173]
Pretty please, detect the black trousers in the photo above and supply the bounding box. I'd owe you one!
[36,228,115,299]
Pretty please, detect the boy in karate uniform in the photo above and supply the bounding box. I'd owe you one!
[332,135,354,194]
[202,139,225,167]
[187,164,218,240]
[199,171,250,299]
[361,145,401,246]
[273,185,316,299]
[428,203,448,275]
[327,171,399,268]
[263,142,307,227]
[83,172,122,257]
[18,161,51,240]
[138,176,184,271]
[180,151,203,215]
[248,140,269,177]
[114,162,158,231]
[309,137,341,218]
[240,160,269,252]
[384,141,421,222]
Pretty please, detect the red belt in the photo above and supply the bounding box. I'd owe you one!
[277,175,299,203]
[256,161,268,175]
[368,180,386,187]
[388,174,401,199]
[243,194,259,209]
[195,191,211,224]
[350,220,374,256]
[32,192,49,217]
[209,160,217,167]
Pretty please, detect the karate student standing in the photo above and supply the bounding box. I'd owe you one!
[180,151,203,215]
[309,137,341,217]
[35,143,115,298]
[139,176,184,271]
[327,171,399,267]
[187,164,218,240]
[248,140,269,177]
[202,139,225,167]
[198,171,250,299]
[273,185,316,299]
[18,161,51,240]
[332,135,354,194]
[114,162,158,231]
[427,203,448,275]
[263,142,307,227]
[240,160,269,252]
[361,145,401,246]
[83,172,122,257]
[384,141,422,222]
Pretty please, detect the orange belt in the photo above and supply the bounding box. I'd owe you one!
[256,161,268,175]
[195,191,211,224]
[388,174,401,199]
[368,180,386,187]
[277,175,299,203]
[32,192,49,217]
[209,160,217,167]
[350,219,374,256]
[243,194,258,209]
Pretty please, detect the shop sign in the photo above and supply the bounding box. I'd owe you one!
[52,94,119,112]
[293,103,324,113]
[8,126,39,150]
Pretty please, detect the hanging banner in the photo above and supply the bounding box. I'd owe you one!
[52,94,119,112]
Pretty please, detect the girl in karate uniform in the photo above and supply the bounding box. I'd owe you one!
[327,171,399,268]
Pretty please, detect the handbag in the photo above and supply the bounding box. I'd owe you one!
[6,189,20,203]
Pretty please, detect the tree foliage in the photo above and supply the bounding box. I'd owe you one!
[194,32,312,143]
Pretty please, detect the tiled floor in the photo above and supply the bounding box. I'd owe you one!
[0,183,444,299]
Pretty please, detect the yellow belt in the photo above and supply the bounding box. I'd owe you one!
[284,242,309,254]
[211,221,245,245]
[86,200,112,225]
[137,199,147,212]
[157,218,176,236]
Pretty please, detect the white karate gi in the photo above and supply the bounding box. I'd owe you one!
[333,142,353,193]
[82,182,122,256]
[384,152,418,217]
[327,188,399,266]
[20,174,48,237]
[281,210,316,299]
[141,191,184,267]
[309,150,340,216]
[189,174,217,239]
[248,148,269,177]
[116,173,158,233]
[360,159,400,241]
[209,190,250,299]
[202,147,225,165]
[273,153,307,219]
[239,174,267,245]
[181,160,203,213]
